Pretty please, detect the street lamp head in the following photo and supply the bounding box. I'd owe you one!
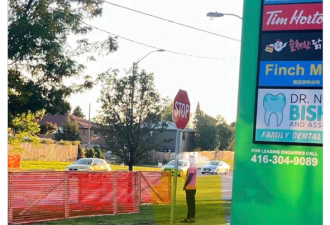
[157,49,165,52]
[207,12,224,19]
[207,12,242,20]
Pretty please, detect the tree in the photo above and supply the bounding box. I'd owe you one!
[196,102,201,115]
[94,146,105,159]
[77,144,86,160]
[8,111,43,154]
[161,98,174,122]
[39,122,57,135]
[216,116,235,150]
[97,68,168,171]
[217,123,234,150]
[72,106,85,118]
[54,115,80,141]
[8,0,118,125]
[228,121,236,151]
[196,122,219,150]
[193,106,219,151]
[228,130,236,151]
[85,146,96,158]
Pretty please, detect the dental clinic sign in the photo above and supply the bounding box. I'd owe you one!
[255,89,323,144]
[254,0,323,146]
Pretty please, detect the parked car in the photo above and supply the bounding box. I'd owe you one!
[66,158,111,172]
[105,151,112,159]
[201,161,230,175]
[161,160,190,177]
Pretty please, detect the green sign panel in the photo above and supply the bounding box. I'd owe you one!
[231,0,323,224]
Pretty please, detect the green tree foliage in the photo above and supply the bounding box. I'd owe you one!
[193,105,219,150]
[228,122,236,151]
[97,67,168,171]
[216,116,235,150]
[8,0,118,125]
[39,122,57,135]
[161,98,174,122]
[217,123,234,150]
[8,111,43,154]
[72,106,85,118]
[54,115,80,141]
[94,146,105,159]
[85,146,96,158]
[77,144,86,160]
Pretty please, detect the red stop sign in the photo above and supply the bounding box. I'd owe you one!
[173,90,190,130]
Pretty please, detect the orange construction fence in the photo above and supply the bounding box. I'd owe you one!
[8,154,21,169]
[8,171,172,225]
[140,172,172,204]
[8,171,141,225]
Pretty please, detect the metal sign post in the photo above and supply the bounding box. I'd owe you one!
[170,89,190,225]
[170,129,181,225]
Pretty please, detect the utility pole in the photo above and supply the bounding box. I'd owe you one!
[88,103,91,146]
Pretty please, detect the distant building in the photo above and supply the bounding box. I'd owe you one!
[38,113,107,148]
[156,121,196,152]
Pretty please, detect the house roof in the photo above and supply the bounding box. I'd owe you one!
[156,121,195,132]
[39,113,100,129]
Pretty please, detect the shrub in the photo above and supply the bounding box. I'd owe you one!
[95,148,105,159]
[85,146,96,158]
[77,144,86,160]
[72,140,81,146]
[58,140,65,145]
[41,139,56,144]
[63,140,72,146]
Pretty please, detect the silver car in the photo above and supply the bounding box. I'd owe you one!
[66,158,111,172]
[201,160,230,175]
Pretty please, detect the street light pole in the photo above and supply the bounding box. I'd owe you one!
[131,49,165,121]
[207,12,243,20]
[129,49,164,170]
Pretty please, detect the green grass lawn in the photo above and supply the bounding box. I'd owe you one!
[20,160,234,172]
[23,175,230,225]
[20,161,161,172]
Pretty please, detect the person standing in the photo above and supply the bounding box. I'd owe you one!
[181,155,197,223]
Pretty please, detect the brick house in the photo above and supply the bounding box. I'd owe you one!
[38,113,107,148]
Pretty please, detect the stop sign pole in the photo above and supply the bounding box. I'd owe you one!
[170,89,190,225]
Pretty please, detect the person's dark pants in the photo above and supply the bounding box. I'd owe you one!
[185,190,196,218]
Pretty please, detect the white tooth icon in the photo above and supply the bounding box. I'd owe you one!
[263,93,286,127]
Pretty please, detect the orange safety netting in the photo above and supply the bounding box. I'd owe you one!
[140,172,172,204]
[8,154,21,169]
[8,171,141,225]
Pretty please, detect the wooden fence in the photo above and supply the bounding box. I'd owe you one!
[8,143,78,162]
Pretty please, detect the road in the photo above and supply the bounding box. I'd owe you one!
[197,170,233,200]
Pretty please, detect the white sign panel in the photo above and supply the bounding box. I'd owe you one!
[255,89,323,144]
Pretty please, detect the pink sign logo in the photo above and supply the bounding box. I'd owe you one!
[262,3,323,31]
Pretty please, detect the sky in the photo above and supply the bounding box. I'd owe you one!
[67,0,244,124]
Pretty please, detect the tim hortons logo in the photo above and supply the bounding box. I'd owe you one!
[266,10,323,26]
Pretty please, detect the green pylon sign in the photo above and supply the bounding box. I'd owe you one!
[231,0,323,225]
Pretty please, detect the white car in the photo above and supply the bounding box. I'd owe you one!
[201,161,230,175]
[161,160,190,177]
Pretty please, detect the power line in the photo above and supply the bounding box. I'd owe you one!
[103,1,241,42]
[82,22,239,61]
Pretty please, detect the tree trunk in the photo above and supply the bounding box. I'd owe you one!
[129,163,133,171]
[129,148,135,171]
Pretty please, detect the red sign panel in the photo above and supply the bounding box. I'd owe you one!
[173,90,190,130]
[262,3,323,31]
